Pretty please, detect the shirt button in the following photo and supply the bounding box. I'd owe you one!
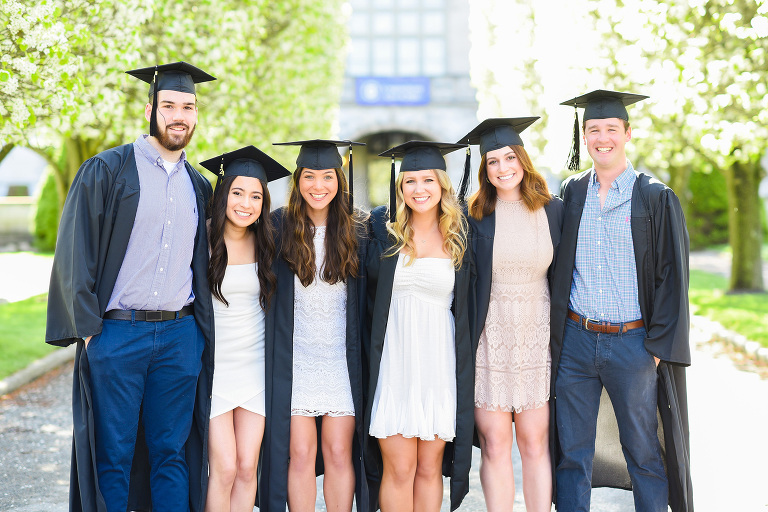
[165,244,168,248]
[598,217,602,221]
[153,291,158,296]
[599,290,603,293]
[159,268,164,272]
[169,198,173,202]
[597,266,601,270]
[597,241,601,245]
[167,220,171,225]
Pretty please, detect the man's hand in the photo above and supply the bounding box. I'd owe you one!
[84,336,92,348]
[654,356,660,367]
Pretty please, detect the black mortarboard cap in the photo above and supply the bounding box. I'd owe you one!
[199,145,290,186]
[456,117,539,203]
[378,141,466,222]
[273,139,365,214]
[126,61,216,137]
[560,89,648,171]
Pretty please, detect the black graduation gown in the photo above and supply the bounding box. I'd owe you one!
[363,205,476,512]
[259,207,370,512]
[549,170,693,512]
[45,143,215,512]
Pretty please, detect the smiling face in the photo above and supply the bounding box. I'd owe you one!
[485,145,524,201]
[298,167,339,218]
[583,117,631,173]
[145,89,198,151]
[401,169,442,215]
[225,176,263,229]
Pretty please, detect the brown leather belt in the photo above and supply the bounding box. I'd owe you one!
[104,305,194,322]
[567,310,644,334]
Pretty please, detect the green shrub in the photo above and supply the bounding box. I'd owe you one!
[686,168,729,250]
[33,170,60,252]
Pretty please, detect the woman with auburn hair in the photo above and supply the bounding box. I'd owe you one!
[365,141,476,512]
[259,140,369,512]
[198,146,290,512]
[457,118,563,512]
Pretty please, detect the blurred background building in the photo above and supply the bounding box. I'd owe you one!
[339,0,478,208]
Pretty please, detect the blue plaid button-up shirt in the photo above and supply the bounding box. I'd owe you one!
[569,161,642,323]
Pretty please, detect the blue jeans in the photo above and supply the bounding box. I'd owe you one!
[555,317,667,512]
[87,314,204,512]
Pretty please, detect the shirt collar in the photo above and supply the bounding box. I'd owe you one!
[588,160,636,192]
[135,134,188,169]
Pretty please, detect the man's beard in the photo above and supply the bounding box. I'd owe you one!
[157,122,196,151]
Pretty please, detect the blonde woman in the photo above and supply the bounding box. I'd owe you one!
[364,141,476,512]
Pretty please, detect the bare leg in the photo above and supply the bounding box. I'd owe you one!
[205,410,237,512]
[378,435,417,512]
[230,408,265,512]
[475,407,516,511]
[287,415,318,512]
[515,405,552,512]
[321,415,356,511]
[413,437,446,512]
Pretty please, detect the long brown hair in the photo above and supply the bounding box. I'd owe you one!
[207,175,277,309]
[282,167,360,287]
[467,144,551,220]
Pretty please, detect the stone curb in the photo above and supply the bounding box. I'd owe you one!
[0,345,76,396]
[690,314,768,365]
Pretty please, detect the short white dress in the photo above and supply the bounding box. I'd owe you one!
[291,225,355,417]
[369,254,457,441]
[210,263,266,418]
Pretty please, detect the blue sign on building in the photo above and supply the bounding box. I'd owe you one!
[355,77,430,106]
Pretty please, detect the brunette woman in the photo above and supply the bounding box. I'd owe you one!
[365,141,475,512]
[458,118,563,511]
[259,139,369,512]
[198,146,290,511]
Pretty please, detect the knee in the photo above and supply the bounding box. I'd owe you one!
[414,459,442,481]
[213,458,238,487]
[385,457,417,485]
[323,440,352,471]
[236,458,258,483]
[479,430,514,463]
[290,440,317,470]
[517,434,549,461]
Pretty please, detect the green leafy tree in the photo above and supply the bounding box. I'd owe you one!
[588,0,767,292]
[3,0,348,241]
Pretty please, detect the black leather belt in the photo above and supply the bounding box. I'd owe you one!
[104,305,194,322]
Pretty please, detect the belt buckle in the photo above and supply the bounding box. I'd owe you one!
[145,310,163,322]
[583,317,593,331]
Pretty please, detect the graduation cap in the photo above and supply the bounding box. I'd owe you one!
[455,117,540,203]
[126,61,216,138]
[378,140,466,223]
[199,145,290,187]
[273,139,365,214]
[560,89,648,171]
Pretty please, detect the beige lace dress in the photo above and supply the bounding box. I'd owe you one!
[474,198,553,413]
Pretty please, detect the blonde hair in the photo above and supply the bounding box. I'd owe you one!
[386,169,467,269]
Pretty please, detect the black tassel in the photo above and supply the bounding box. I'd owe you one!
[458,145,471,204]
[348,145,354,215]
[215,157,224,188]
[149,66,159,138]
[565,109,580,171]
[389,156,396,224]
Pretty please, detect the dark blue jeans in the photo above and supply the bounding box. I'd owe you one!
[87,314,204,512]
[555,317,667,512]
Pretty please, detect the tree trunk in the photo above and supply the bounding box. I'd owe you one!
[52,136,105,217]
[667,164,691,222]
[725,155,765,292]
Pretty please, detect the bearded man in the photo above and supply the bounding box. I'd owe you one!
[46,62,216,512]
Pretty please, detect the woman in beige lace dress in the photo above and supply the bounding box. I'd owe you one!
[459,118,563,511]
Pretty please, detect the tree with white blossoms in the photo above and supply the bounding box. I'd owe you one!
[587,0,767,292]
[1,0,347,223]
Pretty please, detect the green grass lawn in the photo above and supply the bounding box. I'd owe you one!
[0,294,56,380]
[689,269,768,348]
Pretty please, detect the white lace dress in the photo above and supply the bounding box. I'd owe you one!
[291,225,354,417]
[210,263,266,418]
[369,254,457,441]
[474,199,553,413]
